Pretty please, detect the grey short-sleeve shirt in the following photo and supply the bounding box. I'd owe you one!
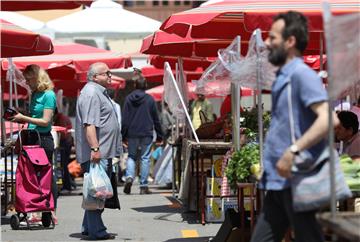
[75,82,122,163]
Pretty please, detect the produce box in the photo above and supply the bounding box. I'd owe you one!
[206,177,237,196]
[222,197,256,212]
[205,198,224,222]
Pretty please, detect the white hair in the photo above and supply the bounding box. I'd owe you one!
[87,62,106,82]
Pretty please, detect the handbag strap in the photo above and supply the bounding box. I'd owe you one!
[287,81,296,144]
[287,72,331,173]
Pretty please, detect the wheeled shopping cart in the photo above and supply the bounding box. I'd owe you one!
[10,130,55,229]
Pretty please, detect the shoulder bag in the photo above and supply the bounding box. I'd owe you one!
[287,79,352,212]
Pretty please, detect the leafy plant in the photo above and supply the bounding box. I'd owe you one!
[241,106,271,134]
[225,143,260,189]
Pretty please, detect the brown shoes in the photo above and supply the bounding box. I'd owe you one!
[140,187,152,195]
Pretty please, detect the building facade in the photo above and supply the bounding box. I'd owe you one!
[121,0,206,21]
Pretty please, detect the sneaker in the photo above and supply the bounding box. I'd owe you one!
[140,187,152,195]
[123,177,133,195]
[51,212,58,225]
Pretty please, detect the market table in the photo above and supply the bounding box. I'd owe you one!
[178,138,232,224]
[317,212,360,241]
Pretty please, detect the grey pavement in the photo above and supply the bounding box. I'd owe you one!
[1,184,221,242]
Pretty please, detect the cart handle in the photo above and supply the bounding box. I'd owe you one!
[18,129,41,150]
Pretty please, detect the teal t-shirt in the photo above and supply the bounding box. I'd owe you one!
[28,90,56,133]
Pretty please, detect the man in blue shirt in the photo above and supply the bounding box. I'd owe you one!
[250,11,339,242]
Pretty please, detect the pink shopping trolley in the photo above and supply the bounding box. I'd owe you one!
[10,129,55,229]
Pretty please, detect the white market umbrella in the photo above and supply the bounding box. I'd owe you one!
[0,11,44,31]
[46,0,161,39]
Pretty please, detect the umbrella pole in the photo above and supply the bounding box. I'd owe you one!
[232,36,241,151]
[173,63,178,198]
[8,59,14,140]
[11,61,21,134]
[322,3,337,226]
[255,29,264,171]
[0,79,5,146]
[231,84,240,151]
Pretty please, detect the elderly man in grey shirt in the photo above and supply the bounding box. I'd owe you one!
[75,62,122,240]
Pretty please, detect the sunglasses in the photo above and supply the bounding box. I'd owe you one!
[95,70,112,78]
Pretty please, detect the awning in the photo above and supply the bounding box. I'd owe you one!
[0,19,53,58]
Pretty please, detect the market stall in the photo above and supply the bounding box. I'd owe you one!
[0,19,54,216]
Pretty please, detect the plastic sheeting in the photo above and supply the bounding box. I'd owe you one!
[195,36,242,96]
[162,64,187,120]
[154,145,173,186]
[324,9,360,100]
[5,63,30,95]
[230,29,276,90]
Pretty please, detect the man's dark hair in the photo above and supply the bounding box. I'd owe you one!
[338,111,359,135]
[107,88,116,99]
[135,76,147,90]
[273,11,309,53]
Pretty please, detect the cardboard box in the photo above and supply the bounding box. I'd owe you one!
[206,177,237,196]
[238,187,253,196]
[206,177,222,196]
[222,197,256,212]
[205,198,224,222]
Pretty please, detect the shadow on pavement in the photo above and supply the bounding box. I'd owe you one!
[1,216,10,225]
[132,204,180,213]
[69,233,85,239]
[71,233,120,241]
[180,211,201,224]
[132,196,201,224]
[163,236,212,242]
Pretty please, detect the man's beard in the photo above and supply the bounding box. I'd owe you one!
[268,45,287,66]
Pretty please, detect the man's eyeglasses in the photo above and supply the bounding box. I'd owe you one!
[95,71,112,78]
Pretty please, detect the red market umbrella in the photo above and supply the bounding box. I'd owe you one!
[304,55,327,70]
[1,42,132,81]
[142,66,203,83]
[149,55,214,71]
[0,121,22,136]
[0,19,54,58]
[53,75,126,97]
[146,81,253,101]
[1,74,126,99]
[1,42,131,97]
[148,55,325,73]
[2,93,28,101]
[160,0,359,53]
[1,1,92,11]
[141,30,236,57]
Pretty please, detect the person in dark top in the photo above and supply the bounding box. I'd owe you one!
[122,73,163,195]
[53,108,76,193]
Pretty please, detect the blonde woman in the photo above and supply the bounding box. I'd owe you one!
[11,64,58,223]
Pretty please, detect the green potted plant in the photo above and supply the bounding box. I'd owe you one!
[225,143,260,190]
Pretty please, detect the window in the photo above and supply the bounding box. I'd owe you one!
[136,1,145,5]
[123,0,133,7]
[183,1,190,5]
[174,1,181,5]
[192,1,205,7]
[153,1,159,6]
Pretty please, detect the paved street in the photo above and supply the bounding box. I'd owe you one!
[1,183,221,242]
